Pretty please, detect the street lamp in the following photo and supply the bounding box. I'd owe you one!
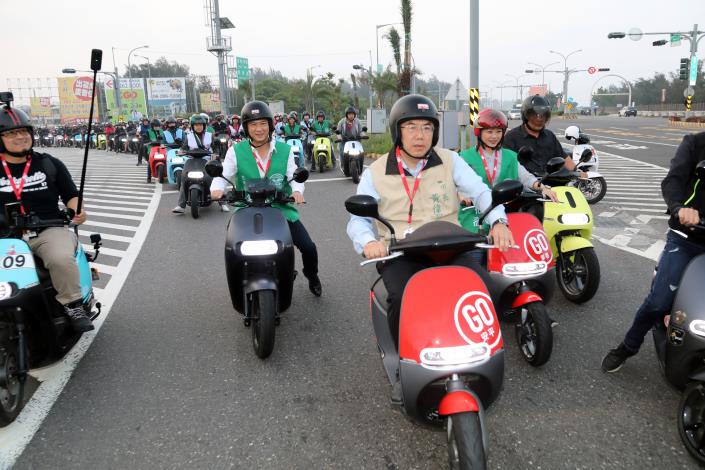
[306,65,321,112]
[505,73,527,101]
[550,49,582,114]
[135,55,151,117]
[526,61,559,87]
[127,45,149,87]
[353,64,373,110]
[375,22,402,73]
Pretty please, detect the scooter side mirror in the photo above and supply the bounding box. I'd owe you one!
[517,146,534,165]
[205,159,223,177]
[362,126,368,132]
[491,179,524,206]
[696,160,705,180]
[292,167,309,183]
[345,195,379,218]
[579,148,593,163]
[546,157,566,175]
[335,129,341,135]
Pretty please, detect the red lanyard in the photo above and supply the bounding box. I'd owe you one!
[252,147,271,176]
[396,147,427,224]
[1,155,32,214]
[478,147,499,185]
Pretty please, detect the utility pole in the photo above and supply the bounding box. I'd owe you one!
[609,24,705,116]
[111,47,122,116]
[205,0,234,115]
[468,0,479,145]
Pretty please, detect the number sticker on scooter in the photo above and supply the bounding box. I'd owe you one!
[524,229,552,263]
[2,253,34,270]
[454,291,501,349]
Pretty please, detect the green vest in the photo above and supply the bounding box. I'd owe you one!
[311,120,330,133]
[233,140,299,222]
[147,128,164,142]
[458,147,519,233]
[284,123,300,135]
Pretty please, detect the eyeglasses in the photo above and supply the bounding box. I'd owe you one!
[1,129,30,139]
[400,124,435,136]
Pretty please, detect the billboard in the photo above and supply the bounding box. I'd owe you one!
[199,91,221,113]
[57,76,97,124]
[105,78,147,122]
[30,97,52,117]
[147,77,187,117]
[528,85,548,97]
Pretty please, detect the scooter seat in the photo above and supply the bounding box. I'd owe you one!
[33,256,51,283]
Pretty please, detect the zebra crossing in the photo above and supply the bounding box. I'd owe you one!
[50,148,161,296]
[589,151,670,260]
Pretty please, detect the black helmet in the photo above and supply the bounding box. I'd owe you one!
[316,111,325,119]
[165,116,177,125]
[521,95,551,125]
[150,118,161,128]
[0,100,34,154]
[388,94,439,147]
[345,106,357,116]
[241,100,274,137]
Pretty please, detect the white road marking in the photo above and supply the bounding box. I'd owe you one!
[84,197,150,207]
[582,132,678,148]
[81,245,125,258]
[84,204,146,213]
[307,176,352,183]
[0,184,163,468]
[81,191,152,201]
[79,220,138,232]
[77,230,133,243]
[85,211,143,221]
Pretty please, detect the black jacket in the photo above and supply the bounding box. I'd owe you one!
[663,131,705,243]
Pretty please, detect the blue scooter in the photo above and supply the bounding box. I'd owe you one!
[0,203,102,426]
[284,135,305,168]
[165,143,185,190]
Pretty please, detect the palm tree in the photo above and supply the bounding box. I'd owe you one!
[399,0,413,95]
[350,73,360,110]
[385,27,402,75]
[362,68,398,108]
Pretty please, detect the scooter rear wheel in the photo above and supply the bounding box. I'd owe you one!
[157,166,165,184]
[0,326,24,426]
[557,247,600,303]
[515,302,553,367]
[319,155,326,173]
[576,177,607,204]
[678,381,705,465]
[251,290,276,359]
[447,412,486,470]
[350,158,361,184]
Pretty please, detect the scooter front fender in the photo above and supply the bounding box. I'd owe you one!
[438,389,479,415]
[511,291,542,309]
[585,171,602,178]
[244,277,278,296]
[559,235,593,253]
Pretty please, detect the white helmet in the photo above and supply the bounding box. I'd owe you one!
[564,125,580,141]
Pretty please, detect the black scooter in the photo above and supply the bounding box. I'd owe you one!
[655,161,705,465]
[205,160,309,359]
[180,148,213,219]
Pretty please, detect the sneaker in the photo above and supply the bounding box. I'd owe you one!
[601,343,636,373]
[172,206,185,214]
[219,204,230,212]
[64,304,94,333]
[307,275,322,297]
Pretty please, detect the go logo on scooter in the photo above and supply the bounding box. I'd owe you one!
[454,291,502,352]
[524,229,552,264]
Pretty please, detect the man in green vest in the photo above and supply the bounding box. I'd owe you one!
[309,111,335,170]
[458,108,557,233]
[144,118,165,183]
[283,112,302,138]
[210,101,322,296]
[346,94,514,354]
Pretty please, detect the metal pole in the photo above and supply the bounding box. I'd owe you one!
[111,47,122,116]
[213,0,229,115]
[250,68,256,101]
[369,51,374,110]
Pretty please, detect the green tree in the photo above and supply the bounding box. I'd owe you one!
[399,0,413,95]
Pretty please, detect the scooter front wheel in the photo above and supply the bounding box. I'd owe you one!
[447,412,486,470]
[678,381,705,465]
[556,247,600,303]
[190,187,200,219]
[251,290,276,359]
[577,177,607,204]
[0,326,24,426]
[350,158,361,184]
[157,166,165,184]
[515,302,553,367]
[319,155,326,173]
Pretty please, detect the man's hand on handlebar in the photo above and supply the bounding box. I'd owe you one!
[363,240,388,259]
[293,191,305,205]
[679,207,700,226]
[490,222,514,251]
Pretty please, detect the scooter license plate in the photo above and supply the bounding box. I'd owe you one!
[1,252,35,270]
[317,145,327,150]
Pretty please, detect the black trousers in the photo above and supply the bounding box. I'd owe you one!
[288,220,318,279]
[380,253,491,348]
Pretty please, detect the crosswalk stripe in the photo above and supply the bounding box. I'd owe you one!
[82,245,124,258]
[81,191,152,200]
[84,204,146,213]
[91,263,117,275]
[77,230,133,243]
[87,211,143,221]
[80,220,138,232]
[84,197,150,207]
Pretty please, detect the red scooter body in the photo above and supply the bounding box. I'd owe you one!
[149,144,168,183]
[485,212,556,366]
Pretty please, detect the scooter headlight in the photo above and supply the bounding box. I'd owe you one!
[347,150,361,156]
[419,343,490,368]
[240,240,279,256]
[187,171,204,179]
[172,157,184,164]
[559,213,589,225]
[132,138,139,142]
[502,262,547,277]
[317,144,327,150]
[689,320,705,338]
[0,282,13,301]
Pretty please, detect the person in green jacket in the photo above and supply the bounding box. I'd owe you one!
[210,101,322,296]
[458,108,557,233]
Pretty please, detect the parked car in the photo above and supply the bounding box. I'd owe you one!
[579,107,592,115]
[507,109,522,120]
[619,106,637,117]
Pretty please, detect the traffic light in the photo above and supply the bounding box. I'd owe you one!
[680,58,690,80]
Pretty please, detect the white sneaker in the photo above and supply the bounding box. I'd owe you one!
[172,206,185,214]
[219,204,229,212]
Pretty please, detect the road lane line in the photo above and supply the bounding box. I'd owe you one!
[0,184,163,468]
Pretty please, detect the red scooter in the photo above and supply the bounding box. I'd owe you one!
[483,211,555,366]
[148,141,168,184]
[345,180,523,469]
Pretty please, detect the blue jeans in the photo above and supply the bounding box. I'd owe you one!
[623,231,705,352]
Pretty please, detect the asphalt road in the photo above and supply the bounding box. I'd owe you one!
[5,118,705,469]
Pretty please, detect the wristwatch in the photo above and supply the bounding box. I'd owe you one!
[491,218,509,228]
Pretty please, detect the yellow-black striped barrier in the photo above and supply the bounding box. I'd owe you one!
[469,88,480,126]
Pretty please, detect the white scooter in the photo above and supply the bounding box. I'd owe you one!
[564,125,606,204]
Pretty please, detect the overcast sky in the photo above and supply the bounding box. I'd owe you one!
[3,0,704,107]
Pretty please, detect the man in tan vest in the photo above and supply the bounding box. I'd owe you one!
[346,94,513,349]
